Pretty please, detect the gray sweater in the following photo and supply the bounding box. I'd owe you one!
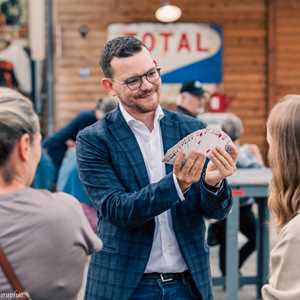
[0,188,102,300]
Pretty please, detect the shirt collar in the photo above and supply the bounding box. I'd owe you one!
[119,101,164,127]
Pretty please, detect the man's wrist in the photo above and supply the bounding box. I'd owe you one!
[204,179,220,187]
[179,182,191,193]
[176,178,191,193]
[203,179,224,194]
[204,173,224,187]
[211,180,222,188]
[172,173,185,201]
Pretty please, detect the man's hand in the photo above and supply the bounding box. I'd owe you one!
[205,144,238,187]
[173,150,206,192]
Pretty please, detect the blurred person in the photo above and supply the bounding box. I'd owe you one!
[56,148,97,232]
[222,115,264,169]
[54,99,118,228]
[31,148,56,190]
[77,36,238,300]
[0,0,22,26]
[176,80,208,118]
[42,97,117,180]
[262,95,300,299]
[0,88,102,300]
[207,114,264,278]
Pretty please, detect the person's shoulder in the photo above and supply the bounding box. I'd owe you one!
[28,188,80,210]
[163,109,207,130]
[77,117,106,140]
[33,189,86,225]
[77,108,120,140]
[281,214,300,239]
[20,188,77,218]
[29,189,102,249]
[54,192,85,217]
[23,187,54,200]
[275,214,300,254]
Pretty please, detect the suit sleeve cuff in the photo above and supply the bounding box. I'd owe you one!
[203,180,225,195]
[172,173,186,201]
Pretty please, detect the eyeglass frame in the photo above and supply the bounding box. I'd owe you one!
[111,67,161,91]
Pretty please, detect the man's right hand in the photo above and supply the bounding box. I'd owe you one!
[173,150,206,192]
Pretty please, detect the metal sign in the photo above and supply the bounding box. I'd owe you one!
[107,23,223,84]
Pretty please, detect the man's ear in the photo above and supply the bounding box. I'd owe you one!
[18,134,31,162]
[102,78,116,96]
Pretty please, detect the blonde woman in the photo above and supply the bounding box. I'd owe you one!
[0,88,102,299]
[262,95,300,299]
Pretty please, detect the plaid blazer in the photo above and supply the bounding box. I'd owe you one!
[76,107,232,300]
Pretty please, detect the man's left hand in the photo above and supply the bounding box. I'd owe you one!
[204,144,238,187]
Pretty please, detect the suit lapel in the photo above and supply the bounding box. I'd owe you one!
[160,111,181,175]
[107,108,149,188]
[160,112,185,226]
[106,108,181,186]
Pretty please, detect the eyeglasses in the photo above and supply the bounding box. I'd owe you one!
[113,67,161,91]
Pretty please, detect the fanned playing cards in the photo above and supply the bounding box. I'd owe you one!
[162,127,233,165]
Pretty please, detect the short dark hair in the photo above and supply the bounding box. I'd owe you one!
[100,36,147,78]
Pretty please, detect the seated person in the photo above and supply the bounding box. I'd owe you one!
[207,114,264,278]
[0,88,102,299]
[42,97,117,180]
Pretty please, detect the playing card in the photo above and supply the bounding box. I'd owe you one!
[193,127,231,156]
[162,127,232,165]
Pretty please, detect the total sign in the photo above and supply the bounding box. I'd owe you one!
[107,23,223,101]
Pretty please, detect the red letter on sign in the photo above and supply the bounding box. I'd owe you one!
[124,32,137,37]
[196,33,209,52]
[178,33,191,51]
[160,32,173,52]
[142,32,155,51]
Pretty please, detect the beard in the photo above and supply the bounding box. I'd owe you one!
[135,84,160,111]
[118,84,160,114]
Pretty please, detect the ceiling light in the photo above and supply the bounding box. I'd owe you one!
[155,2,182,23]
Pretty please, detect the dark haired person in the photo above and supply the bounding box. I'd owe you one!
[77,36,238,300]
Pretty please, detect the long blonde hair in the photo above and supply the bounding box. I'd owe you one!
[267,95,300,229]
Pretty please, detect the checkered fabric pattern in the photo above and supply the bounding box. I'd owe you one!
[76,108,232,300]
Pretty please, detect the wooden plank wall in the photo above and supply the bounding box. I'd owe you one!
[275,1,300,103]
[54,0,267,151]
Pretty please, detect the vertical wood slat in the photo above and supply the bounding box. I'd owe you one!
[275,0,300,102]
[266,0,277,111]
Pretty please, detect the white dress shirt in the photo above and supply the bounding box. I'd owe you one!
[119,103,188,273]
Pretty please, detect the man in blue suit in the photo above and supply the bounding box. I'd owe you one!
[76,36,238,300]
